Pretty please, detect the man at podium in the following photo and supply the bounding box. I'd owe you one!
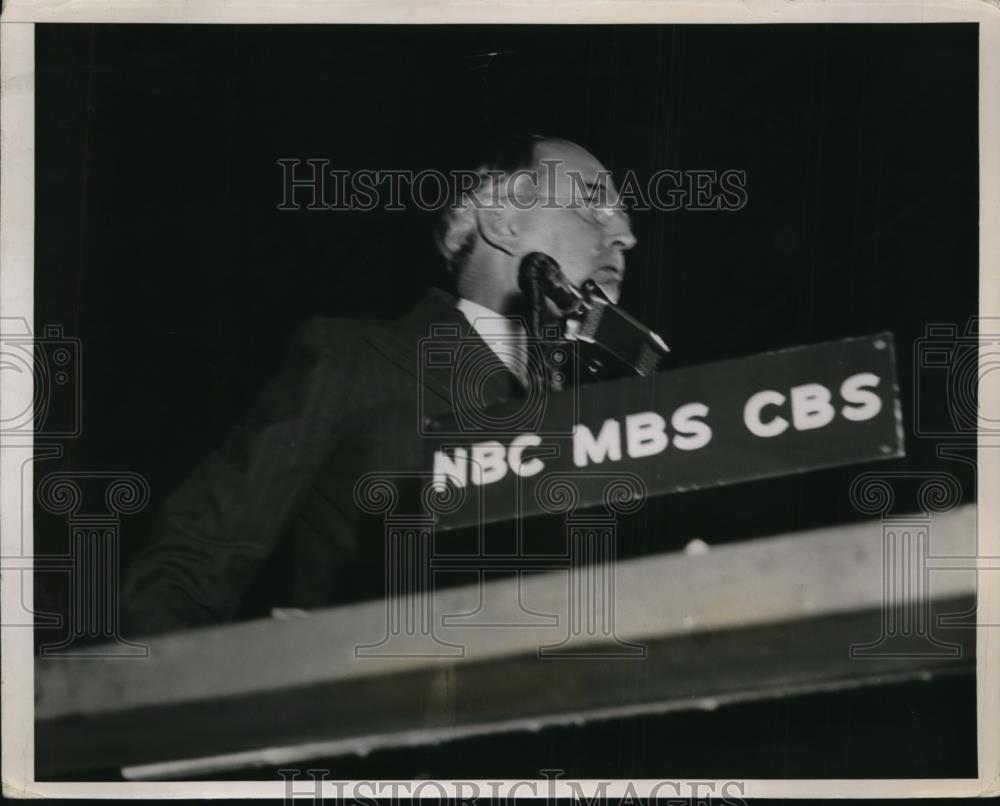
[120,134,638,636]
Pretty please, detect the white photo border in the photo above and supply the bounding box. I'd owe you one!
[2,0,999,798]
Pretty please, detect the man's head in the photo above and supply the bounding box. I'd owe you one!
[436,134,637,314]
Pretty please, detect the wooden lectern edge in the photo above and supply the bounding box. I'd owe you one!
[43,600,977,780]
[35,504,978,722]
[120,662,973,781]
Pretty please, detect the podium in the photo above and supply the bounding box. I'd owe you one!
[34,332,974,780]
[35,506,976,780]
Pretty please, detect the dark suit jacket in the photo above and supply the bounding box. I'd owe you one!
[120,288,523,636]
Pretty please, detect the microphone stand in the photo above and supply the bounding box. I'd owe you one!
[517,253,550,391]
[517,251,671,384]
[521,257,546,345]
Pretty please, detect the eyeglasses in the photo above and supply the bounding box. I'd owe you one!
[555,197,632,232]
[504,193,632,231]
[579,200,632,230]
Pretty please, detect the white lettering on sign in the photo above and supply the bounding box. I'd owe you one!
[744,390,789,437]
[626,412,669,458]
[508,433,545,477]
[744,373,884,438]
[470,441,507,486]
[573,419,622,467]
[671,402,712,450]
[840,372,882,421]
[432,446,468,489]
[574,405,712,467]
[790,383,836,431]
[433,435,548,490]
[431,368,883,491]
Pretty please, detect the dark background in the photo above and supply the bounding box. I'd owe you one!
[34,23,978,778]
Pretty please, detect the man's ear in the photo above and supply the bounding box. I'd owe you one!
[475,206,519,256]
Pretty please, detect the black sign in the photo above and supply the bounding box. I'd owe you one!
[426,333,904,529]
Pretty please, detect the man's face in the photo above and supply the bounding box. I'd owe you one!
[510,140,637,304]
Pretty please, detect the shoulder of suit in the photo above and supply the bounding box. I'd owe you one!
[290,289,459,356]
[291,316,392,358]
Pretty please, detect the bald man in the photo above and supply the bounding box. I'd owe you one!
[120,134,637,635]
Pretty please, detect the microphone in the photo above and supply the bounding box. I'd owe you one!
[516,251,671,382]
[575,279,670,378]
[517,251,586,340]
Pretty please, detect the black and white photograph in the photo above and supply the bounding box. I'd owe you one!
[2,0,999,798]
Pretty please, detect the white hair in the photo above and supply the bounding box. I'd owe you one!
[434,134,550,273]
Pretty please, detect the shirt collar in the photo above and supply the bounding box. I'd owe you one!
[455,298,529,387]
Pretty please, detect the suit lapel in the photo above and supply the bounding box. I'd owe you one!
[363,288,521,413]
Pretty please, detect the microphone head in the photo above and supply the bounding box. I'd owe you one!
[517,252,559,293]
[517,252,585,314]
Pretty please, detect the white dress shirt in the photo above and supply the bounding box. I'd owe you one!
[456,298,530,388]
